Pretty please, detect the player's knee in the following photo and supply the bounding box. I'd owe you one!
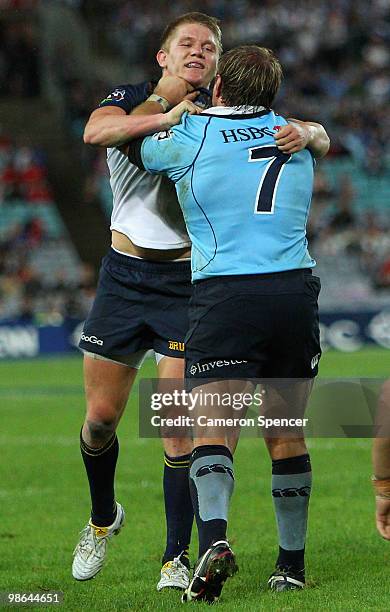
[85,419,117,446]
[264,436,280,455]
[264,436,306,460]
[163,437,193,457]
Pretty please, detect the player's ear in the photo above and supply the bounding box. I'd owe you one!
[156,49,167,69]
[213,74,223,100]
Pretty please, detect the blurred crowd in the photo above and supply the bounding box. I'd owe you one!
[2,0,389,166]
[0,228,96,324]
[0,0,389,321]
[0,137,52,203]
[0,1,37,8]
[309,170,390,295]
[0,138,96,323]
[0,16,40,97]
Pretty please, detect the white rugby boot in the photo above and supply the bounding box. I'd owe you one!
[72,502,125,581]
[157,553,190,591]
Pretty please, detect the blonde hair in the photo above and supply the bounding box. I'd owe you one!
[161,12,222,56]
[218,46,283,108]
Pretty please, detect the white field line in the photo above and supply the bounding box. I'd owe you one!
[0,436,372,449]
[0,435,148,446]
[0,481,158,498]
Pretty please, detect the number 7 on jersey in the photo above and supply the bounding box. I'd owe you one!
[248,146,291,214]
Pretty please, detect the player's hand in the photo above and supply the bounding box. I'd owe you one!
[154,75,198,107]
[375,497,390,540]
[274,119,311,154]
[164,100,201,128]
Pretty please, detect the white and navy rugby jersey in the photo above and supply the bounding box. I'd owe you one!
[128,106,316,281]
[98,82,210,250]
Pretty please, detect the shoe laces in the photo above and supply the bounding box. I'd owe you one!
[74,525,107,561]
[274,565,305,579]
[163,552,189,576]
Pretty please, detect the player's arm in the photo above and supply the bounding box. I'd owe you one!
[131,75,198,117]
[275,119,330,159]
[83,76,199,147]
[373,438,390,479]
[372,437,390,541]
[120,100,201,157]
[127,104,200,179]
[372,380,390,540]
[83,106,177,147]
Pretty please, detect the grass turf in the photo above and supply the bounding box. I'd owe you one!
[0,348,389,611]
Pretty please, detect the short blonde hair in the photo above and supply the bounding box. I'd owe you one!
[218,46,283,108]
[160,12,222,56]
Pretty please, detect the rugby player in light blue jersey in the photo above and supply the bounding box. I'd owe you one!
[128,45,329,603]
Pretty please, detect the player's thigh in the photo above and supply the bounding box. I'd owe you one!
[157,355,185,379]
[150,262,191,361]
[185,296,262,380]
[83,354,138,422]
[266,275,321,378]
[191,379,254,448]
[375,378,390,437]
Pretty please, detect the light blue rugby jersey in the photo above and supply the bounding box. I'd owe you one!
[140,106,316,281]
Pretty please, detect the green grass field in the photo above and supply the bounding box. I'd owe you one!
[1,348,390,611]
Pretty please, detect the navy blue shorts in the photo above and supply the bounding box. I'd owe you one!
[185,269,321,381]
[79,249,191,360]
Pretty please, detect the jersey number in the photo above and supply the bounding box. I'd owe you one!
[248,146,291,214]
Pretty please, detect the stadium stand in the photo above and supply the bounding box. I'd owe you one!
[0,137,94,323]
[0,0,388,352]
[309,158,390,310]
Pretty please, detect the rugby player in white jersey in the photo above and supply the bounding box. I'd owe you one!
[72,11,330,590]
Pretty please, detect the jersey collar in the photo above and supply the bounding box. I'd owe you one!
[201,105,270,119]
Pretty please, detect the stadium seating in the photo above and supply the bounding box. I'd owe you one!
[321,159,389,215]
[0,201,65,239]
[0,0,388,323]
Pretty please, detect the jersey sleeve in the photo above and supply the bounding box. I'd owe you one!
[98,82,150,114]
[139,113,205,182]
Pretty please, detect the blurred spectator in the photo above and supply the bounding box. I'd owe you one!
[0,2,38,7]
[0,19,40,97]
[0,142,53,204]
[376,257,390,289]
[329,175,356,231]
[0,136,95,323]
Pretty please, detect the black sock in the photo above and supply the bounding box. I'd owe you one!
[272,453,312,576]
[80,430,119,527]
[189,445,234,558]
[162,453,193,567]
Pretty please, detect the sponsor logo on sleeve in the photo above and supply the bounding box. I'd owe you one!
[100,89,126,104]
[152,130,173,141]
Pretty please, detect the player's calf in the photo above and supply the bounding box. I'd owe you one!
[269,453,311,591]
[158,451,193,591]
